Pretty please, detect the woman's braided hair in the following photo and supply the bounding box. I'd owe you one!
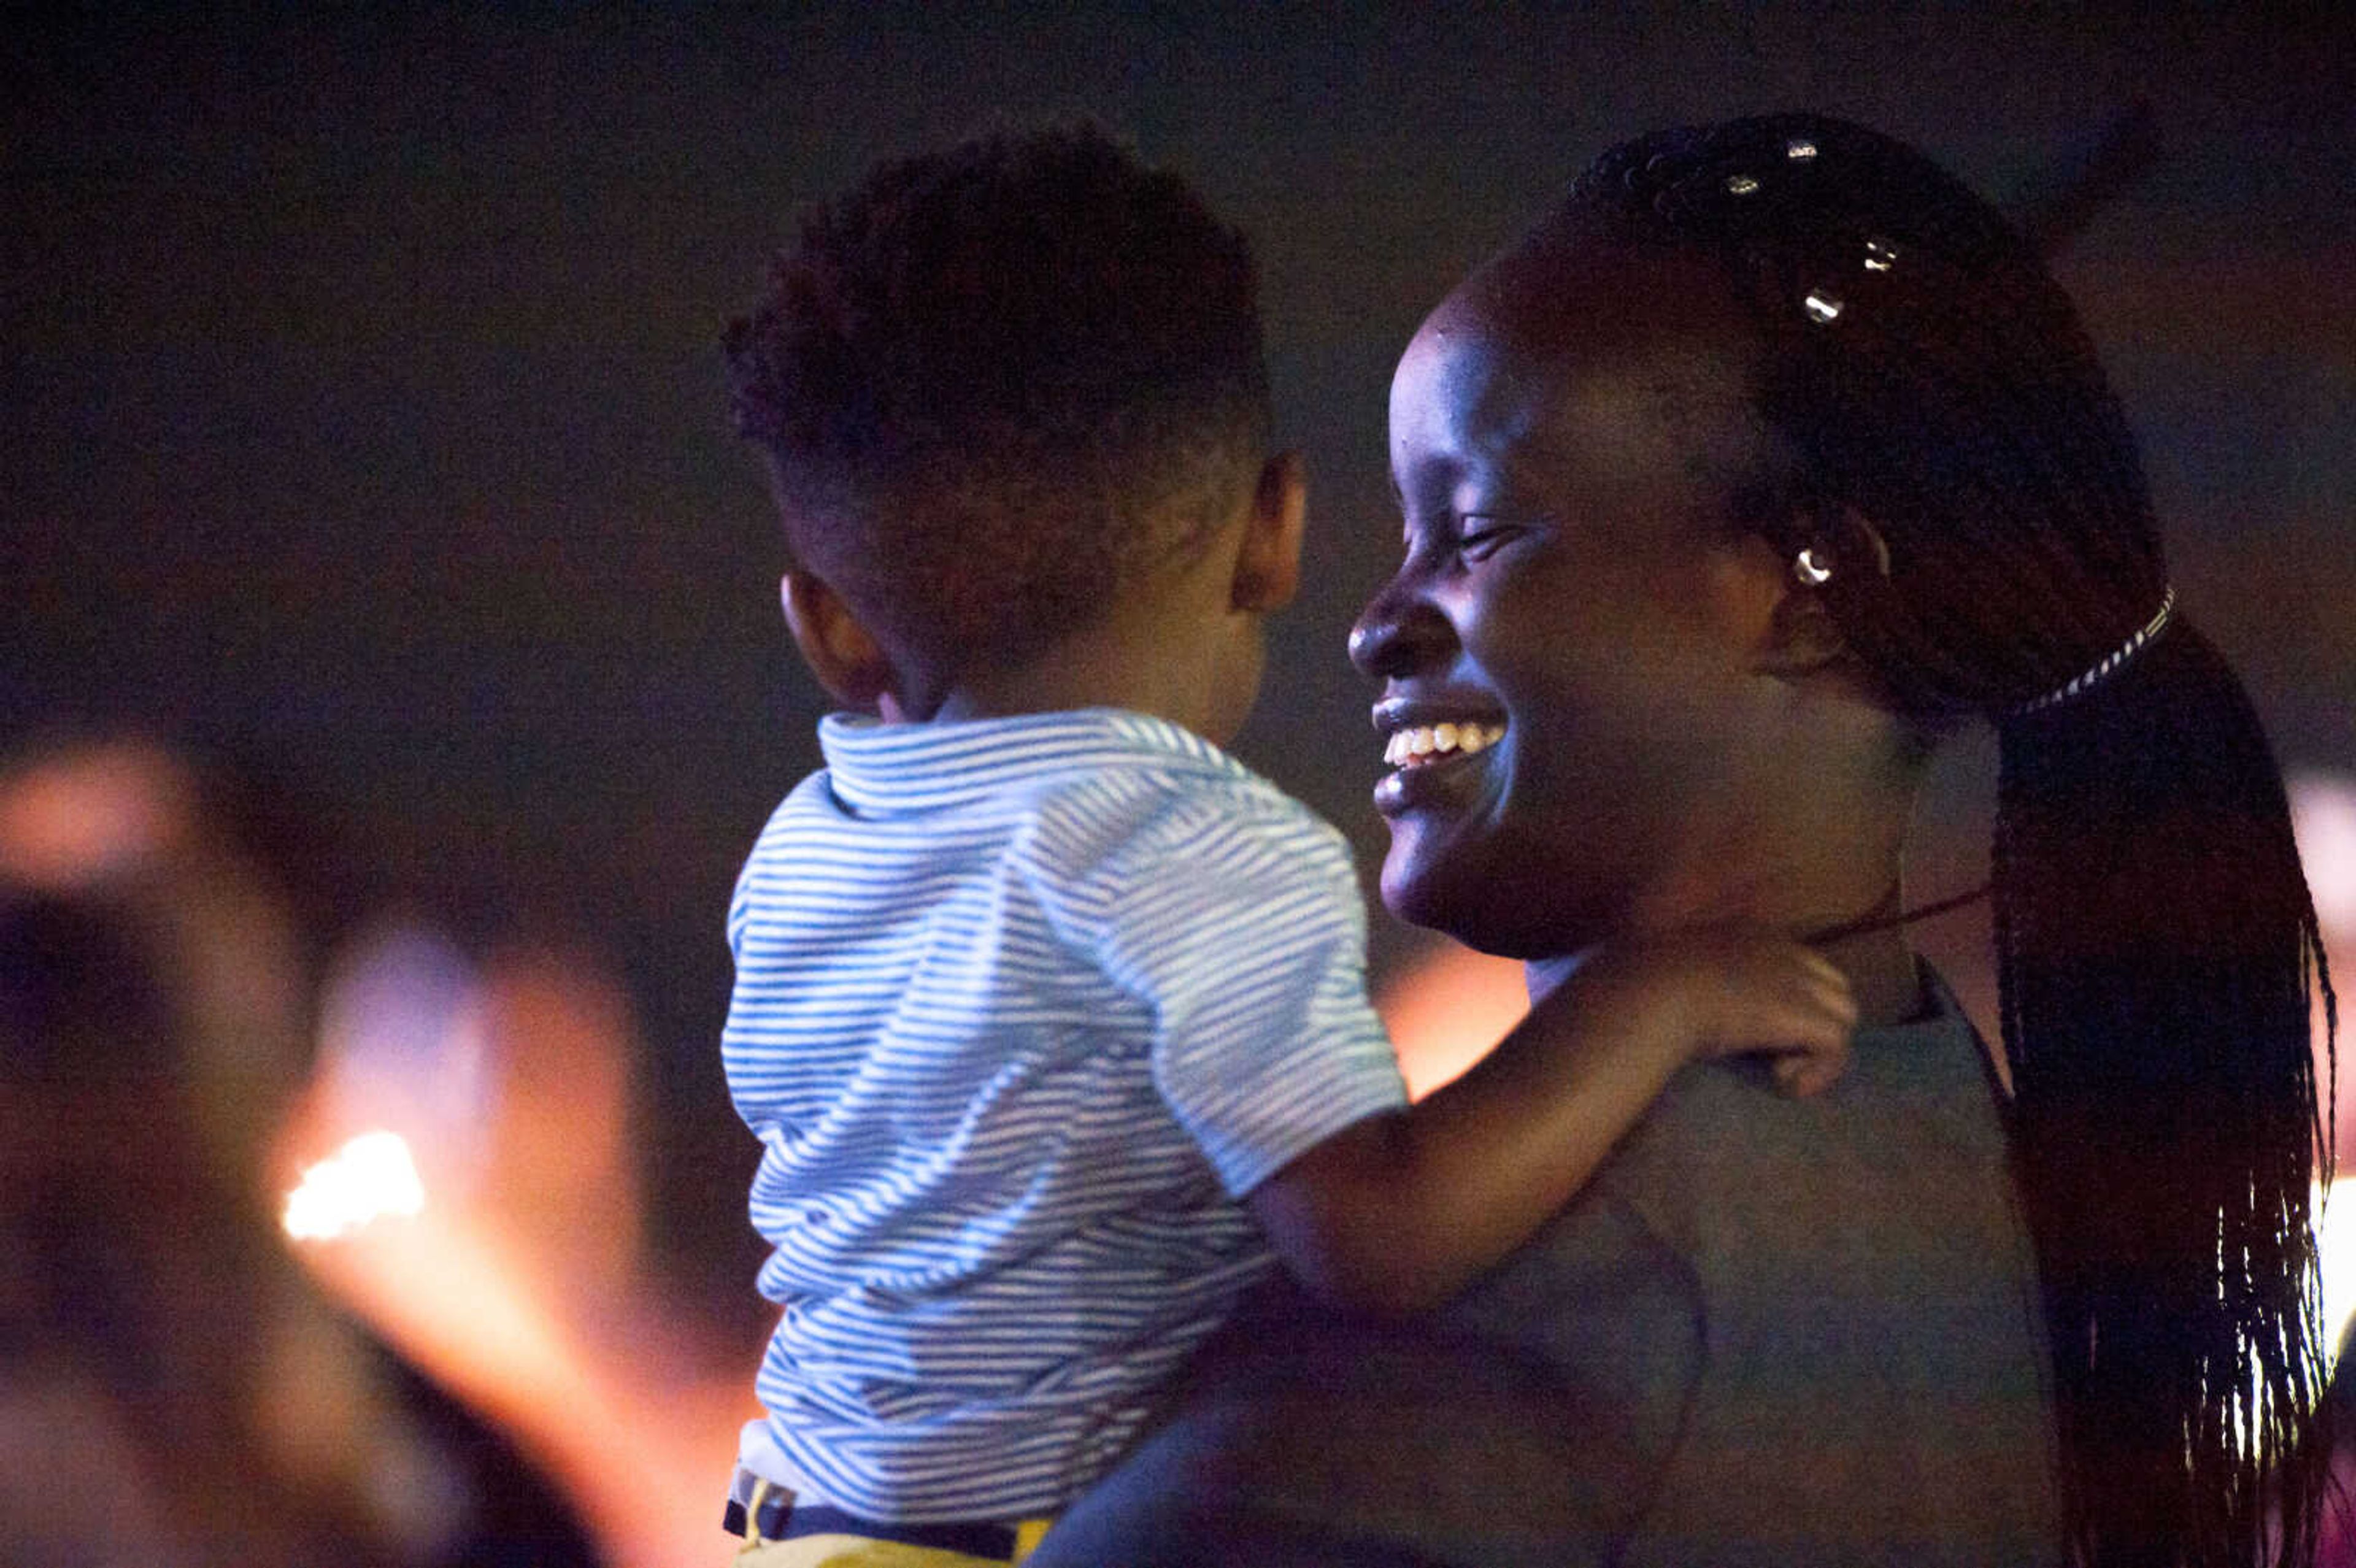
[1550,113,2337,1567]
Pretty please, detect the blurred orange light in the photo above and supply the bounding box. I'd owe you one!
[1376,942,1528,1099]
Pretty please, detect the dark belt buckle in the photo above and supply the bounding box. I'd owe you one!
[722,1480,796,1542]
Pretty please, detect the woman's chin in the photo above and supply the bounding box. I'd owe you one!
[1382,845,1531,959]
[1380,830,1603,961]
[1376,856,1449,938]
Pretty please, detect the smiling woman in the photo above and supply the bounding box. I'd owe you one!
[1033,113,2337,1568]
[1355,242,1850,972]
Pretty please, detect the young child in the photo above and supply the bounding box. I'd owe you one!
[717,123,1855,1564]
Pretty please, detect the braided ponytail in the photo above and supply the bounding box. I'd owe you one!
[1556,113,2338,1567]
[1998,621,2334,1567]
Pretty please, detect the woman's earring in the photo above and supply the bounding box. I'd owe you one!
[1793,548,1834,586]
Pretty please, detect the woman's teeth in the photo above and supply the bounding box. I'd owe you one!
[1383,721,1506,769]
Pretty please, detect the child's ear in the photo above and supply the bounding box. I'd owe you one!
[780,572,897,713]
[1231,451,1307,614]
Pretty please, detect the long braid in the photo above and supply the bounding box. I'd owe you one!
[1554,114,2337,1567]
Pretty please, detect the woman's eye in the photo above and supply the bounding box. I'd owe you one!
[1456,520,1525,562]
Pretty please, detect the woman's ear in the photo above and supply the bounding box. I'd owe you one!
[1231,451,1307,613]
[1758,575,1850,678]
[780,572,898,713]
[1757,510,1890,680]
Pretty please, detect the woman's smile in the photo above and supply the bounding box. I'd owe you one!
[1373,692,1509,812]
[1380,720,1506,772]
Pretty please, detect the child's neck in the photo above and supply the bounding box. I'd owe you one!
[903,602,1244,747]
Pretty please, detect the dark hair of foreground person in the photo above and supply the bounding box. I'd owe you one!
[1542,113,2335,1567]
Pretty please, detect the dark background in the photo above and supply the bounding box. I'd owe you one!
[9,4,2354,1285]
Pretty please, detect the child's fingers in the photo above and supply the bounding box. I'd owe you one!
[1761,1007,1854,1097]
[1788,951,1858,1022]
[1801,978,1860,1032]
[1773,1051,1840,1099]
[1792,947,1849,991]
[1723,943,1854,1015]
[1700,969,1855,1060]
[1629,932,1858,1088]
[1720,961,1854,1096]
[1768,1024,1850,1090]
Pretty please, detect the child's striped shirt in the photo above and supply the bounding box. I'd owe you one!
[725,707,1408,1523]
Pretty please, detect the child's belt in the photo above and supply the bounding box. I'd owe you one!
[725,1471,1052,1562]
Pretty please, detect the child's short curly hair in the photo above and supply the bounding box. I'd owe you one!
[724,123,1270,680]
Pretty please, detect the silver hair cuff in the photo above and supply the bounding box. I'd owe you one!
[2011,586,2177,716]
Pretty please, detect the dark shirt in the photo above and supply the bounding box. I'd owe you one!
[1034,975,2063,1567]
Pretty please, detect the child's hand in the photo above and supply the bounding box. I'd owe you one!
[1550,932,1858,1099]
[1261,931,1854,1316]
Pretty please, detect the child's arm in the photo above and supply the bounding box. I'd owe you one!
[1244,932,1856,1318]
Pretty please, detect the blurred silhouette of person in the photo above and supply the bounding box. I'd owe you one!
[276,916,762,1568]
[0,737,605,1567]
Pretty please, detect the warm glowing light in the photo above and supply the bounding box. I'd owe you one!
[1377,941,1529,1099]
[2291,772,2356,940]
[282,1130,426,1240]
[2317,1181,2356,1372]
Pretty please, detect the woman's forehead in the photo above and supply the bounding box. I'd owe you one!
[1391,272,1768,501]
[1476,235,1752,352]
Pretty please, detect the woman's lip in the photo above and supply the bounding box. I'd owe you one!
[1371,696,1506,733]
[1374,736,1498,817]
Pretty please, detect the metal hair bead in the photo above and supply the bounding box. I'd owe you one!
[1785,138,1819,161]
[1803,289,1844,323]
[1725,173,1761,196]
[2012,586,2177,715]
[1863,236,1898,272]
[1793,548,1833,585]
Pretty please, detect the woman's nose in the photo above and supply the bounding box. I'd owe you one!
[1349,576,1453,679]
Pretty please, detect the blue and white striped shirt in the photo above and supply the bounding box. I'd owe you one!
[725,708,1407,1523]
